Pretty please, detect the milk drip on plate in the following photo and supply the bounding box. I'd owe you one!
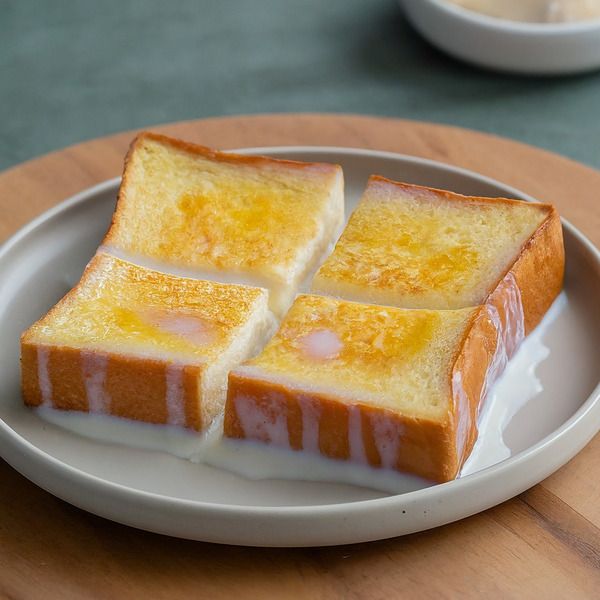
[36,293,567,495]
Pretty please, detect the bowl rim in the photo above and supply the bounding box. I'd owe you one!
[422,0,600,34]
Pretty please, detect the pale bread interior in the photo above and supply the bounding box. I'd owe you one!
[201,307,277,427]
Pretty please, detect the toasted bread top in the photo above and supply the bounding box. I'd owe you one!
[234,294,477,420]
[22,253,268,363]
[103,132,343,282]
[312,176,554,309]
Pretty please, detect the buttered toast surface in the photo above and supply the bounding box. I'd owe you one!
[312,176,563,331]
[225,294,487,481]
[21,253,273,431]
[102,132,344,315]
[20,133,565,485]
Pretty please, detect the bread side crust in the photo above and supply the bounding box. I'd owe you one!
[369,175,554,211]
[128,131,343,173]
[450,307,499,474]
[224,371,456,482]
[21,342,42,407]
[21,342,204,430]
[497,207,564,334]
[449,211,564,471]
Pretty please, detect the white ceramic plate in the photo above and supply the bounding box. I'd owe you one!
[0,147,599,547]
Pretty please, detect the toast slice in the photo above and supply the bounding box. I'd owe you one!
[21,253,275,431]
[102,132,344,315]
[312,176,563,334]
[225,294,504,482]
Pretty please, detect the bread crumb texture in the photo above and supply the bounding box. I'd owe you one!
[314,177,549,308]
[23,253,265,363]
[109,136,339,280]
[244,294,476,420]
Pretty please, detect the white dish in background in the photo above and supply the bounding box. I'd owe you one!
[0,147,599,547]
[400,0,600,75]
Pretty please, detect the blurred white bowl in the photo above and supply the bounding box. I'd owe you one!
[401,0,600,75]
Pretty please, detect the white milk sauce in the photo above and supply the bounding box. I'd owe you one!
[36,294,567,495]
[447,0,600,23]
[165,364,186,427]
[156,313,214,345]
[37,347,52,407]
[300,329,343,360]
[81,351,109,414]
[461,292,566,475]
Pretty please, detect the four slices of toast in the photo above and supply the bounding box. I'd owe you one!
[20,132,565,483]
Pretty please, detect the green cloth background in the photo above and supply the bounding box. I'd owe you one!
[2,0,600,171]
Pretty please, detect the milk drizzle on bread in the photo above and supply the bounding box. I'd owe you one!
[348,405,369,465]
[81,351,109,414]
[371,413,405,470]
[298,395,321,453]
[36,347,52,407]
[233,393,291,449]
[483,273,526,400]
[165,364,186,427]
[452,372,471,464]
[452,272,526,468]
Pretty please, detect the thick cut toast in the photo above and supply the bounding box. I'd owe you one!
[102,132,344,315]
[224,294,508,482]
[21,253,274,431]
[312,176,563,334]
[20,142,565,484]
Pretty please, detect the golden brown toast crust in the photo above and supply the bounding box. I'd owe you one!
[497,205,564,334]
[128,131,341,172]
[224,373,455,482]
[369,174,552,212]
[21,343,203,430]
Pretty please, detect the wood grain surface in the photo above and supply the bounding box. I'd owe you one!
[0,114,598,599]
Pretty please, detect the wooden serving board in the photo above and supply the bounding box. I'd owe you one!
[1,115,598,599]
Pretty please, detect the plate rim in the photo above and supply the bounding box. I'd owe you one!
[1,145,599,537]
